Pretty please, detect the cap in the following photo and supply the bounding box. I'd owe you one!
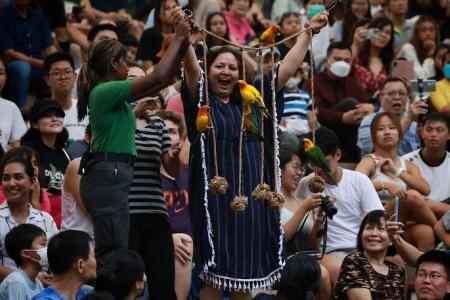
[29,98,65,122]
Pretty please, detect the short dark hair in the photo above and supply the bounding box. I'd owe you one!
[43,52,75,75]
[5,224,46,267]
[279,133,305,169]
[308,127,340,156]
[277,253,321,300]
[225,0,252,10]
[119,33,138,48]
[417,250,450,279]
[157,110,185,138]
[422,112,450,130]
[326,42,352,57]
[88,24,118,42]
[95,249,145,299]
[47,230,93,276]
[380,77,408,92]
[356,210,388,252]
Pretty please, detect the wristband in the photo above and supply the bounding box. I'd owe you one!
[395,167,405,177]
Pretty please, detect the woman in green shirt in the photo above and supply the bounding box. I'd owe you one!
[75,6,192,264]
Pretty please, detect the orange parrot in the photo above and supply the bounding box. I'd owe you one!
[258,25,280,46]
[196,105,211,133]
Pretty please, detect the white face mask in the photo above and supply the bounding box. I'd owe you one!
[329,61,351,78]
[26,247,49,271]
[285,77,301,89]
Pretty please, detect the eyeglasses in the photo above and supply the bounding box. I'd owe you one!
[49,69,73,77]
[416,271,448,282]
[381,91,408,98]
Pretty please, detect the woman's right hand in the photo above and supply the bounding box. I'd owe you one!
[423,39,436,57]
[353,27,367,47]
[302,193,323,211]
[170,7,191,41]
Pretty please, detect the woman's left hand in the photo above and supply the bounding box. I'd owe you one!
[133,98,159,117]
[305,12,329,33]
[378,157,397,175]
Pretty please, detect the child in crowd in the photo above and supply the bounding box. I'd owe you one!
[280,68,316,137]
[0,224,47,300]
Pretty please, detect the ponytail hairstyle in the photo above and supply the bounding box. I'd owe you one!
[77,39,127,121]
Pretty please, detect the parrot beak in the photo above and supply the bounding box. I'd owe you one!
[237,80,245,89]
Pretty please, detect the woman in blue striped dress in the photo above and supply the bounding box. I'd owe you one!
[181,12,329,300]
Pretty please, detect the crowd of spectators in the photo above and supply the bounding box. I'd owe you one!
[0,0,449,299]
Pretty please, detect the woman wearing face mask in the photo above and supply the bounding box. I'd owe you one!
[279,69,317,136]
[353,17,395,97]
[397,15,440,79]
[0,157,58,281]
[430,50,450,116]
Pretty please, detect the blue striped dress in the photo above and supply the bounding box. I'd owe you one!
[181,70,285,291]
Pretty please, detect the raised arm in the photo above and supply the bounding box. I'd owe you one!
[182,44,202,102]
[277,12,329,91]
[131,7,191,100]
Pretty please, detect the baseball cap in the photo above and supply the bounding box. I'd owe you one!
[29,98,65,122]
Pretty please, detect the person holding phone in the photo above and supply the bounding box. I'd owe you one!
[353,17,395,97]
[356,112,437,252]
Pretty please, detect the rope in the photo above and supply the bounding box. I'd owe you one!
[237,49,246,196]
[309,30,317,146]
[258,48,265,184]
[202,32,220,177]
[270,47,280,193]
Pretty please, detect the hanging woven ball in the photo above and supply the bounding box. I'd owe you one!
[267,192,285,209]
[208,176,229,195]
[308,175,325,193]
[252,183,272,202]
[230,195,248,212]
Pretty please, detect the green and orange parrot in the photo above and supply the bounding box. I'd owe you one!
[196,105,211,133]
[244,105,264,141]
[303,138,338,186]
[258,25,280,46]
[237,80,270,118]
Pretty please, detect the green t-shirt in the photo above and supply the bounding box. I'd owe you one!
[88,80,136,156]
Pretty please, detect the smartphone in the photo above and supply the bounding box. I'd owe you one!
[410,79,436,93]
[366,28,379,40]
[393,196,399,223]
[71,6,83,22]
[391,60,415,83]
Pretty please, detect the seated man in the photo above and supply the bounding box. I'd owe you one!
[32,230,96,300]
[296,127,383,282]
[303,42,374,162]
[358,77,425,156]
[0,224,47,300]
[403,113,450,219]
[0,0,56,107]
[415,250,450,300]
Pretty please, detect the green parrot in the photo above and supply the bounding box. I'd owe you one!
[303,138,338,186]
[244,105,264,141]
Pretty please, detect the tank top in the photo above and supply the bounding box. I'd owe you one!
[368,154,407,203]
[61,189,94,238]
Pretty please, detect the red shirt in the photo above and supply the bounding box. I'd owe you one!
[353,56,388,95]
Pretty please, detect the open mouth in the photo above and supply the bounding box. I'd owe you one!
[392,103,402,109]
[218,78,231,88]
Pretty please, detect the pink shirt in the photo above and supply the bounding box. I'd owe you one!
[223,10,255,45]
[0,186,52,214]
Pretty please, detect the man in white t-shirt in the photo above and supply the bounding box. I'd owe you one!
[0,59,26,151]
[43,52,88,143]
[403,113,450,219]
[297,127,384,256]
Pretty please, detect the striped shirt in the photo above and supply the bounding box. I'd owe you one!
[282,89,312,119]
[128,116,171,215]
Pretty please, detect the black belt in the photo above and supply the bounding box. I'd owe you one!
[90,152,135,165]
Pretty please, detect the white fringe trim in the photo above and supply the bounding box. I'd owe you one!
[271,62,285,268]
[201,267,283,291]
[198,73,216,268]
